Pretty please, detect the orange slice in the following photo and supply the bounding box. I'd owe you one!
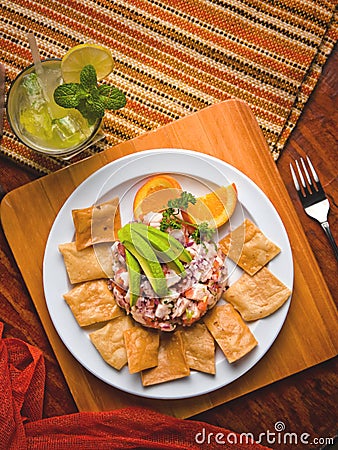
[185,184,237,228]
[133,175,182,219]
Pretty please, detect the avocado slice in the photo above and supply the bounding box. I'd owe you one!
[118,224,168,297]
[130,222,192,263]
[130,223,186,276]
[124,249,141,306]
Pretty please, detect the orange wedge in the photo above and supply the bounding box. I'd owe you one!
[133,175,182,219]
[185,184,237,228]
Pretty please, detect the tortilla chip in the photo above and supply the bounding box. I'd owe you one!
[63,279,123,327]
[224,267,291,321]
[141,331,190,386]
[204,304,258,363]
[89,316,134,370]
[59,242,113,284]
[182,323,215,374]
[124,327,159,374]
[72,197,121,250]
[219,218,280,275]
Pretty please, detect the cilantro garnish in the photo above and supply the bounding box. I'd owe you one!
[160,191,215,244]
[160,208,182,231]
[53,65,126,125]
[168,191,196,210]
[191,222,216,244]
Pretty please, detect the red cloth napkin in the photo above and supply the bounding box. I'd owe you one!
[0,323,270,449]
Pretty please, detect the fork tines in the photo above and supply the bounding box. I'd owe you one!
[290,156,338,260]
[290,156,326,208]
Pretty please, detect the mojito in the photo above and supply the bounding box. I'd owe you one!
[7,59,100,156]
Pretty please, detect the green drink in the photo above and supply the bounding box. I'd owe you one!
[7,59,101,157]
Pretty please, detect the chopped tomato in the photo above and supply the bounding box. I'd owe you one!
[198,301,208,312]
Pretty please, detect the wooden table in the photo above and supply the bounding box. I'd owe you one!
[0,46,337,450]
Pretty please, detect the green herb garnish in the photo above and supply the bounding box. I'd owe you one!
[168,191,197,210]
[191,222,216,244]
[160,191,215,244]
[54,65,126,125]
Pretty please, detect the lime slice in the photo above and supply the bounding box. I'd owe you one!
[61,44,114,83]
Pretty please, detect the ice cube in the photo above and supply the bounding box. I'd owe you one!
[20,102,53,140]
[21,72,46,110]
[22,72,42,95]
[52,115,86,144]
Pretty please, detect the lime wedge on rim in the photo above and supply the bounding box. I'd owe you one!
[61,43,114,83]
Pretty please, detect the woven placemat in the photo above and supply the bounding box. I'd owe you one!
[1,0,337,174]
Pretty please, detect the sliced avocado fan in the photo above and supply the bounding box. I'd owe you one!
[129,222,192,263]
[118,224,169,297]
[130,223,186,276]
[117,223,193,299]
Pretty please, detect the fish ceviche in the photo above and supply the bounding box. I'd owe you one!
[109,212,228,332]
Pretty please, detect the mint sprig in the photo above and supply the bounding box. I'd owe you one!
[53,65,126,125]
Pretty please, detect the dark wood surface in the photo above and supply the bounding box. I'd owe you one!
[0,45,337,449]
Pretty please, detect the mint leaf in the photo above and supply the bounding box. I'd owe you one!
[80,65,97,91]
[54,64,126,124]
[98,84,126,109]
[77,99,100,125]
[53,83,82,108]
[87,89,105,118]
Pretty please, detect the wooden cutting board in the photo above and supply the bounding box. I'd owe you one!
[1,100,337,418]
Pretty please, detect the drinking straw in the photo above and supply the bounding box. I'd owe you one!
[27,32,44,76]
[26,32,50,102]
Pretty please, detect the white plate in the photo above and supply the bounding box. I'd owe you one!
[43,149,293,399]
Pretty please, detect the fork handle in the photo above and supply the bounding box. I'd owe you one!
[321,221,338,261]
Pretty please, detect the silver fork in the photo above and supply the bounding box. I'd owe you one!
[290,156,338,261]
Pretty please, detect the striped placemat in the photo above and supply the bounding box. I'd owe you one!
[1,0,337,174]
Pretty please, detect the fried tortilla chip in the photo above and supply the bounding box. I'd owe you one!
[141,331,190,386]
[59,242,113,284]
[224,267,291,321]
[72,197,121,250]
[124,327,159,374]
[63,279,123,327]
[182,323,215,374]
[219,219,280,275]
[89,316,134,370]
[204,304,258,363]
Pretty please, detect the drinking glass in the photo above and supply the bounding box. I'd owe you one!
[6,58,104,159]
